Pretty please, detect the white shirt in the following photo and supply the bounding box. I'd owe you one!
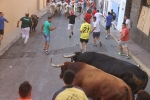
[93,21,100,32]
[125,19,131,29]
[94,12,102,23]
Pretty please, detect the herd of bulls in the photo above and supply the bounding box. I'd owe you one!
[51,52,148,100]
[48,1,72,17]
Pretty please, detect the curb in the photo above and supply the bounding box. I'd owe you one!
[110,33,150,77]
[0,34,21,56]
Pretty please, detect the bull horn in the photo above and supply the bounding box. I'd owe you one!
[62,54,75,58]
[51,58,64,68]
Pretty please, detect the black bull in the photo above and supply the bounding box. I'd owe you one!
[63,52,148,94]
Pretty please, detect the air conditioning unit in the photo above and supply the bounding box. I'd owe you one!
[147,0,150,5]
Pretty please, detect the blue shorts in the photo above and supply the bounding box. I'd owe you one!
[43,33,50,43]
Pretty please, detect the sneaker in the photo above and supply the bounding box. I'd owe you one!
[45,51,49,55]
[71,32,73,35]
[21,38,25,44]
[105,36,108,39]
[99,42,102,47]
[69,35,71,38]
[126,55,130,59]
[114,28,116,30]
[108,34,110,37]
[23,43,27,46]
[118,52,125,56]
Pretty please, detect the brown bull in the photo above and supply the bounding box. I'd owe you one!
[51,60,133,100]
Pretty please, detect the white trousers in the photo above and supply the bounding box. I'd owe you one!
[21,27,30,44]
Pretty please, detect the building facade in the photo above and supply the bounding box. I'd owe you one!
[0,0,46,34]
[130,0,150,53]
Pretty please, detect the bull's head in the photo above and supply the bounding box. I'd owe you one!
[51,58,67,79]
[62,52,81,62]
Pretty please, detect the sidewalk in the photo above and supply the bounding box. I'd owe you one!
[0,7,48,56]
[99,12,150,77]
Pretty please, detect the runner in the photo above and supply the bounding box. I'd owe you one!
[67,11,77,38]
[84,10,92,24]
[94,10,102,23]
[91,16,102,47]
[0,12,8,45]
[17,13,32,45]
[41,16,56,55]
[91,7,97,16]
[105,12,113,39]
[80,17,92,53]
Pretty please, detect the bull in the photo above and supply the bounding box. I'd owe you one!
[30,14,39,32]
[56,1,63,15]
[51,59,133,100]
[64,4,71,18]
[50,2,57,17]
[62,52,148,94]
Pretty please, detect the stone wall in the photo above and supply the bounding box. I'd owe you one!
[125,0,132,17]
[130,0,150,53]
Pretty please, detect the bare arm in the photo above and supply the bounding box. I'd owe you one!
[5,20,9,23]
[50,27,56,31]
[17,20,21,27]
[41,25,44,34]
[91,27,96,33]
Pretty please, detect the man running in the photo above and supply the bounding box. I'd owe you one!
[110,9,116,29]
[94,10,102,23]
[17,13,32,45]
[41,17,56,55]
[105,12,113,39]
[80,17,92,53]
[91,16,102,47]
[67,11,77,38]
[0,12,8,45]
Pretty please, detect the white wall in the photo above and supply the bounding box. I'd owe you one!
[117,0,126,31]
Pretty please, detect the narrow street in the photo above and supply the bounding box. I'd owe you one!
[0,12,149,100]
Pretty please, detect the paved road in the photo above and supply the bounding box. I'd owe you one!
[0,12,149,100]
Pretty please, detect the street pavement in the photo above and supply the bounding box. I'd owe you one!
[0,12,149,100]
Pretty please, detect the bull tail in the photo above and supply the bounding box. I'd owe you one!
[132,72,148,94]
[125,86,133,100]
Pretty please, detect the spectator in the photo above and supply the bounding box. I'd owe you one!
[84,10,92,24]
[18,81,32,100]
[91,16,102,47]
[17,13,32,45]
[82,0,86,14]
[52,70,88,100]
[110,9,116,29]
[118,22,130,59]
[99,2,103,14]
[80,17,92,53]
[105,12,113,39]
[0,12,8,45]
[92,7,97,16]
[136,90,150,100]
[124,15,131,30]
